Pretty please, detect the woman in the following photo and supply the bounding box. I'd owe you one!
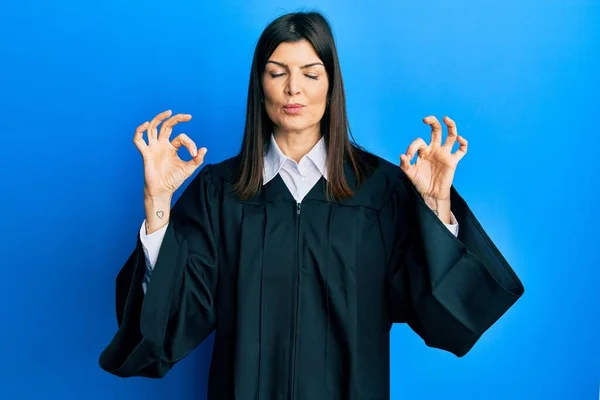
[99,11,524,400]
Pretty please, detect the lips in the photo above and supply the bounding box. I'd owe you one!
[283,104,303,110]
[283,103,304,115]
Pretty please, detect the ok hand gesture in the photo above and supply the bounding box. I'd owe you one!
[399,116,468,201]
[133,110,208,199]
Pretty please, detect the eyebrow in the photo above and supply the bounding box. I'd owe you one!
[266,61,325,69]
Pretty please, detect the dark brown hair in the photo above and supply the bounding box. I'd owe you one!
[232,11,375,202]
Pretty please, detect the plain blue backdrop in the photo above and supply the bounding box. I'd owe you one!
[1,0,598,399]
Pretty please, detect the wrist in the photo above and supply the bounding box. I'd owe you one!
[144,195,172,234]
[422,196,452,224]
[144,193,172,204]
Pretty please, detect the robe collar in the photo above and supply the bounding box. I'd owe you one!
[263,133,328,185]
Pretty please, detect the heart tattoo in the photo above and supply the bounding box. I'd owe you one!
[156,211,164,219]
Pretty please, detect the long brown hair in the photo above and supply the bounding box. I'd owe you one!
[232,11,375,202]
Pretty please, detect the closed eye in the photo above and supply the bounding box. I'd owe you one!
[269,73,319,80]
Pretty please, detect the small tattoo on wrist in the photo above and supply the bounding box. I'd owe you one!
[156,210,164,219]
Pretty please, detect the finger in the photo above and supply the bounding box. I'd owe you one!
[171,133,198,156]
[159,113,192,141]
[442,116,458,149]
[148,110,173,144]
[186,147,208,170]
[399,154,413,172]
[423,116,442,147]
[404,137,428,162]
[133,121,150,157]
[454,135,468,161]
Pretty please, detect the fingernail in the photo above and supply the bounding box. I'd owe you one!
[192,149,197,157]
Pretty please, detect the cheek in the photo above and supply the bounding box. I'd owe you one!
[262,78,281,102]
[309,82,329,105]
[263,98,283,124]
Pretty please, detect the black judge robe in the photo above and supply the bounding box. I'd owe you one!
[98,153,524,400]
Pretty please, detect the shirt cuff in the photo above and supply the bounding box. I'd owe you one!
[139,219,169,270]
[443,212,459,237]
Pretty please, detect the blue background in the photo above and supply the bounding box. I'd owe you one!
[1,0,598,399]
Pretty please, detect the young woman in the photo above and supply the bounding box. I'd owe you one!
[99,11,524,400]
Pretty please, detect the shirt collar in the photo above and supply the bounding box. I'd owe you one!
[263,133,328,185]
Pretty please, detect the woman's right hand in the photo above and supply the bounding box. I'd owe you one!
[133,110,208,199]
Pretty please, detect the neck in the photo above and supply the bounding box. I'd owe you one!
[273,125,321,163]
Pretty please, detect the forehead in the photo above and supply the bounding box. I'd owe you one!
[268,39,322,65]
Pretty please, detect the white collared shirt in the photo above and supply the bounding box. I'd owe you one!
[138,133,458,292]
[264,133,328,203]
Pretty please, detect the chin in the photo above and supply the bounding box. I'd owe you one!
[279,123,309,132]
[276,118,319,133]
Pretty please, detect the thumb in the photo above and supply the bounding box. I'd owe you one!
[185,147,207,174]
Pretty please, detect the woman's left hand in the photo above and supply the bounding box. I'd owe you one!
[399,116,468,201]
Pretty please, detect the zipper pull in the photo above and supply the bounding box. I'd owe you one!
[297,202,302,215]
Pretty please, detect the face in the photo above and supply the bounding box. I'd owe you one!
[262,39,329,136]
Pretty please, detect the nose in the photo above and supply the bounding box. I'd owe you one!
[285,71,301,96]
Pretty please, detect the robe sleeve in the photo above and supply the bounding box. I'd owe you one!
[382,171,524,357]
[98,164,220,378]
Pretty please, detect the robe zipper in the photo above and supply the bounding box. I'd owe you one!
[291,201,302,399]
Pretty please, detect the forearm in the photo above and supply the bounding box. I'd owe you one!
[422,196,452,225]
[144,195,172,234]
